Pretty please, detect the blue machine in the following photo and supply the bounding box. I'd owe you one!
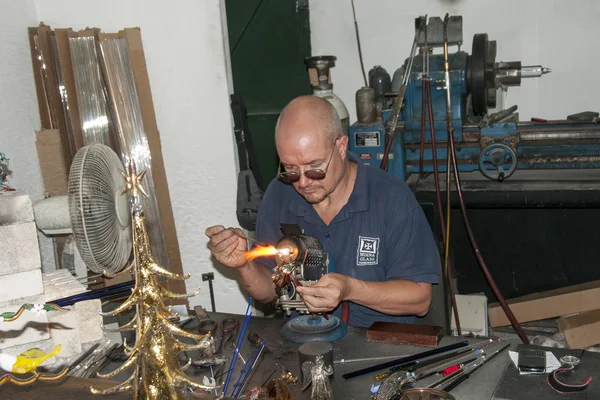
[349,16,600,182]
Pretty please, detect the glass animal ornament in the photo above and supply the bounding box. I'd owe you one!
[0,303,69,385]
[90,156,221,399]
[0,345,69,386]
[1,303,67,322]
[301,354,333,400]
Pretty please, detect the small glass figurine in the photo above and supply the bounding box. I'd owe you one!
[301,355,333,400]
[0,152,12,191]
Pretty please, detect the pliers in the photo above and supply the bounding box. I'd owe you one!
[198,317,239,354]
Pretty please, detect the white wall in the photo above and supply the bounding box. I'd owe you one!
[0,0,57,271]
[310,0,600,123]
[34,0,251,315]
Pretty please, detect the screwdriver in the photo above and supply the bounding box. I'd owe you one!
[247,332,270,351]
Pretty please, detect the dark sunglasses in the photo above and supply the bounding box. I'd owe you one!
[278,138,339,183]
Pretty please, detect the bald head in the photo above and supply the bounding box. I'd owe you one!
[275,95,343,144]
[274,95,350,204]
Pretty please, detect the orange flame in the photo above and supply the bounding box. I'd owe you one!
[246,245,279,261]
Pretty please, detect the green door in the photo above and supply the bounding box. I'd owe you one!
[225,0,312,190]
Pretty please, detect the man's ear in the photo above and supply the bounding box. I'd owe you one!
[338,135,349,156]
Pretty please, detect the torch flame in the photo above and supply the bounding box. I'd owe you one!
[246,245,279,261]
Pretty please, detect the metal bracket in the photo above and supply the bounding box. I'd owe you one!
[480,134,519,151]
[416,15,463,47]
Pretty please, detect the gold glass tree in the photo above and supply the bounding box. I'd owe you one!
[91,157,221,399]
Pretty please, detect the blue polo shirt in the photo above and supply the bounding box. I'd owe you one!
[254,151,440,328]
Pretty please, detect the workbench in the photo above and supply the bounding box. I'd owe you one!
[3,311,597,399]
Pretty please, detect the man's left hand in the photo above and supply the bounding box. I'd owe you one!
[295,273,352,313]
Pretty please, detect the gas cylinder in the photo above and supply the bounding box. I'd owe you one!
[355,87,376,123]
[305,56,350,134]
[369,66,391,115]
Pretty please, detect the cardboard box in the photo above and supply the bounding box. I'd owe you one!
[557,309,600,349]
[28,24,74,166]
[35,129,69,196]
[451,293,488,336]
[488,280,600,327]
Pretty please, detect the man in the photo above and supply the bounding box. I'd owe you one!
[206,95,440,328]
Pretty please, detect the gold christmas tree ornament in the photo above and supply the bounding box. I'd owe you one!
[92,156,221,399]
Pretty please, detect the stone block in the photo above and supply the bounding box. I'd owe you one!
[74,299,103,345]
[43,270,86,301]
[0,191,34,226]
[46,302,80,359]
[0,269,43,303]
[0,295,50,350]
[0,222,42,276]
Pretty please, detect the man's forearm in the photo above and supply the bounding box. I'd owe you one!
[345,279,431,316]
[236,261,276,303]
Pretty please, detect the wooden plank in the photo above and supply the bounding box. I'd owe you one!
[366,322,443,347]
[488,280,600,327]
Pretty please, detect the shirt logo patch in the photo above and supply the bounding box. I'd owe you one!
[357,236,380,266]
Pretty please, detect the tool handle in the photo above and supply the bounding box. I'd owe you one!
[247,331,261,346]
[442,364,462,376]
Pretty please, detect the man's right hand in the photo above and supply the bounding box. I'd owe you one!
[205,225,249,269]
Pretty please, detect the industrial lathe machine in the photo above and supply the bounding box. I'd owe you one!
[348,15,600,182]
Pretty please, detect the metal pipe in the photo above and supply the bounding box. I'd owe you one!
[519,131,600,141]
[335,355,408,365]
[342,340,469,380]
[425,76,461,336]
[381,16,426,170]
[419,47,427,177]
[441,13,462,337]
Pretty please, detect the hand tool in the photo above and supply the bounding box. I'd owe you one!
[247,331,273,354]
[335,355,408,365]
[343,340,469,380]
[198,317,240,355]
[432,343,510,392]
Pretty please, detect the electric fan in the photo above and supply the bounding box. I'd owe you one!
[34,143,132,275]
[68,143,132,274]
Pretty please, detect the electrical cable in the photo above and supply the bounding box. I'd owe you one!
[351,0,368,87]
[447,126,529,343]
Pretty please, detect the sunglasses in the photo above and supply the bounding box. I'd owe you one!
[278,138,339,183]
